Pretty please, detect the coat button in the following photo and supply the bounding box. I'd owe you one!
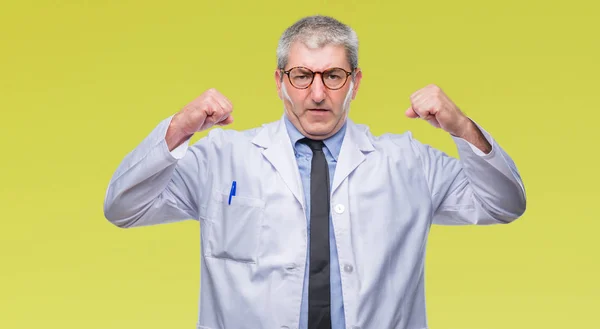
[343,264,354,273]
[334,204,345,214]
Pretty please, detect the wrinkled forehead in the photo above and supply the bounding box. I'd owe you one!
[286,40,351,71]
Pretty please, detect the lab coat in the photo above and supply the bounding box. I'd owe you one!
[104,114,526,329]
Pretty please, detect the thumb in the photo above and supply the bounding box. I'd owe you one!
[216,115,234,126]
[405,107,419,118]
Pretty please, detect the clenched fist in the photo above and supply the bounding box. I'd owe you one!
[166,88,234,151]
[406,84,491,153]
[405,84,470,138]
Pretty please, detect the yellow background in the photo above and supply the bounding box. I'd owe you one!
[1,0,598,328]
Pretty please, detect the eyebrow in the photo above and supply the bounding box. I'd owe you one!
[291,66,351,72]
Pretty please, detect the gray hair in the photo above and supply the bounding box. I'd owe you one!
[276,15,359,70]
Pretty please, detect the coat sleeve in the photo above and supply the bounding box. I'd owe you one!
[103,115,210,228]
[411,122,526,225]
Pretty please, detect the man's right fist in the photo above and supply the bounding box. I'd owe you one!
[166,88,234,151]
[176,88,234,134]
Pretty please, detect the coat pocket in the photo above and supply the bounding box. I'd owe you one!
[204,190,265,264]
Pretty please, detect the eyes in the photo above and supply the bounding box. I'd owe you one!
[290,69,344,80]
[285,67,351,90]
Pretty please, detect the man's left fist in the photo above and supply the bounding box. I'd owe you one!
[405,84,471,137]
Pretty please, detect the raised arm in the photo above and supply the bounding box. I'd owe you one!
[103,88,234,228]
[406,84,526,225]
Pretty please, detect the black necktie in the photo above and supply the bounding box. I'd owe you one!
[300,138,331,329]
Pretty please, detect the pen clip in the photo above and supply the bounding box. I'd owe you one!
[228,181,236,205]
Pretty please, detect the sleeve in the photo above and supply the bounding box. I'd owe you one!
[103,115,210,228]
[412,122,527,225]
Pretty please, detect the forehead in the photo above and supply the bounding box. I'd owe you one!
[286,41,350,71]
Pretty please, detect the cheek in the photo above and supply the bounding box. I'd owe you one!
[332,82,354,113]
[342,82,354,108]
[281,83,292,103]
[281,84,304,109]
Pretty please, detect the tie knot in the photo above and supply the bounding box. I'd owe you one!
[299,138,324,151]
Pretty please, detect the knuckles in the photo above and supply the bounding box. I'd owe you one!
[426,84,441,92]
[410,89,445,110]
[411,84,443,100]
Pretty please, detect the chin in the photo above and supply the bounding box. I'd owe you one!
[303,124,336,137]
[302,115,344,136]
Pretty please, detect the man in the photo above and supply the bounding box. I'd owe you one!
[104,15,526,329]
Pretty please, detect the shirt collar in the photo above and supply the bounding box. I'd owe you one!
[283,113,346,161]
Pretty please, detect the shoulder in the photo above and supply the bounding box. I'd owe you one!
[347,121,450,166]
[349,121,421,152]
[349,122,447,172]
[206,126,263,145]
[191,120,278,149]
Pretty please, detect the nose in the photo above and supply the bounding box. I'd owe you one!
[309,74,327,104]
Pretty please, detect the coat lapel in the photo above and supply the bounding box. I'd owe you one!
[331,119,375,194]
[251,117,375,204]
[252,118,305,209]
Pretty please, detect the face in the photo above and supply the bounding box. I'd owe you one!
[275,41,362,140]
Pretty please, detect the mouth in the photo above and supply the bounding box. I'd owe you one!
[308,108,329,112]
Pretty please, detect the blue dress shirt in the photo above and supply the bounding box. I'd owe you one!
[283,115,347,329]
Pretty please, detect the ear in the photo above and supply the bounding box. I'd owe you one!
[350,68,363,100]
[274,69,283,100]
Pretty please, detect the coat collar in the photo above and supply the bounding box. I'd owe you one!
[251,115,375,207]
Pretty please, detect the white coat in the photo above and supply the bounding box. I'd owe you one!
[104,114,526,329]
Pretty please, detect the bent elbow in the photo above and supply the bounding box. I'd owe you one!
[510,195,527,222]
[103,198,138,229]
[499,193,527,224]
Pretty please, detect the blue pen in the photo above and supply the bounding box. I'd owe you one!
[228,181,236,205]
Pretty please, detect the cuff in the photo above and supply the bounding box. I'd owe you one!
[451,120,496,158]
[162,115,191,160]
[169,137,191,159]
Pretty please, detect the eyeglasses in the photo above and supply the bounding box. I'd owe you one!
[281,66,353,90]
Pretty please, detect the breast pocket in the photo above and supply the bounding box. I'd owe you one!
[204,190,265,264]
